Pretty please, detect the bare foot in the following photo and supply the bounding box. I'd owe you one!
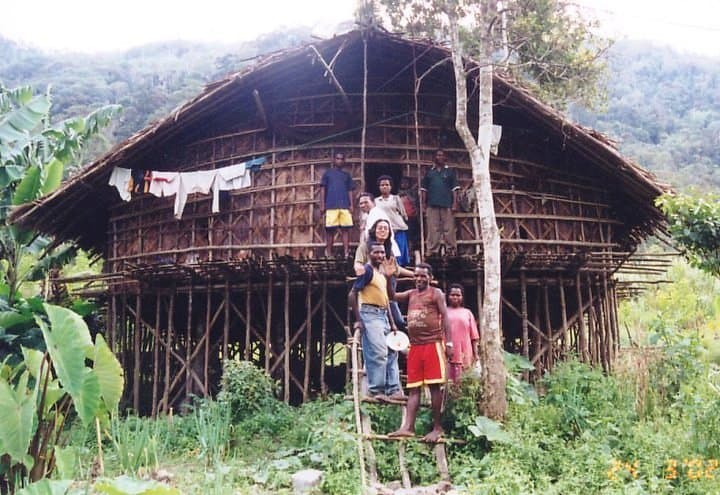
[422,428,444,443]
[388,429,415,438]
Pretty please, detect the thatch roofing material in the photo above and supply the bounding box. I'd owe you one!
[9,28,669,253]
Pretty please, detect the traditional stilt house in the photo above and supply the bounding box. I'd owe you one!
[10,29,668,414]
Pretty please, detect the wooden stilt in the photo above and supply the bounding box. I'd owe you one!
[533,288,542,375]
[152,294,160,418]
[205,285,211,396]
[303,274,312,402]
[585,275,597,366]
[163,293,174,414]
[186,288,193,398]
[244,279,251,361]
[320,276,328,396]
[265,273,273,373]
[284,270,290,402]
[520,271,529,379]
[558,276,568,358]
[224,281,230,362]
[133,294,141,412]
[109,295,116,351]
[543,283,553,371]
[602,273,614,368]
[575,273,587,362]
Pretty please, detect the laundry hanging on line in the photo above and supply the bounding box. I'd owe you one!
[108,156,267,219]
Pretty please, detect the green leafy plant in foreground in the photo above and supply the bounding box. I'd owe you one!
[0,304,124,493]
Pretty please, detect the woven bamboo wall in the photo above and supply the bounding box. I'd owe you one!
[107,92,622,274]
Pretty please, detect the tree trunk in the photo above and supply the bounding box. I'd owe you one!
[449,12,507,420]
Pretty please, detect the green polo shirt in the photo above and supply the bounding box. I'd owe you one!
[421,166,459,208]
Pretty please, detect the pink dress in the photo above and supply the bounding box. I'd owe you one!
[446,306,480,381]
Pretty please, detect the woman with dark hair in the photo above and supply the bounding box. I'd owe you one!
[446,283,480,382]
[354,219,413,278]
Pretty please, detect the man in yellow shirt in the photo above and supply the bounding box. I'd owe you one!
[348,241,402,401]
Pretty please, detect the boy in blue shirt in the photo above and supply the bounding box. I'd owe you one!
[320,152,355,257]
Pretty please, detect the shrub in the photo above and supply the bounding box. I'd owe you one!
[217,360,279,422]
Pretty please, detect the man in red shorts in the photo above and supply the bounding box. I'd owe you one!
[389,262,452,442]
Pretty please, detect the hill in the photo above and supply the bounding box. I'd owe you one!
[1,35,718,191]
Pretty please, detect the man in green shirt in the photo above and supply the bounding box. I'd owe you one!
[421,149,459,256]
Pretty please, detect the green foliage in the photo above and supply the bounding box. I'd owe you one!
[108,415,165,476]
[0,304,124,492]
[190,399,232,466]
[572,41,720,191]
[504,0,611,109]
[217,360,279,423]
[658,192,720,278]
[376,0,609,109]
[92,476,180,495]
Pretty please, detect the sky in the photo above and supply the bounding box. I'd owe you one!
[0,0,718,57]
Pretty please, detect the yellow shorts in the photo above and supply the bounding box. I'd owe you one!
[325,209,353,228]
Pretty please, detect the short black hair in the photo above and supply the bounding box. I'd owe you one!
[358,192,374,201]
[448,283,464,294]
[415,262,433,277]
[377,175,393,187]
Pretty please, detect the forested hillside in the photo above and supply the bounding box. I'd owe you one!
[1,35,718,190]
[572,41,720,191]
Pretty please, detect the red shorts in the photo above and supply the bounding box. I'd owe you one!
[406,341,446,388]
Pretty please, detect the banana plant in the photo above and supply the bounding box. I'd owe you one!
[0,304,124,493]
[0,84,120,304]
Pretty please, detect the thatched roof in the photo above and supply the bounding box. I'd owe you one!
[9,28,669,253]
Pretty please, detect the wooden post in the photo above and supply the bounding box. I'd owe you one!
[205,285,211,396]
[520,270,529,379]
[133,294,141,412]
[186,288,193,398]
[244,279,251,361]
[543,282,553,371]
[163,293,174,414]
[265,272,273,373]
[303,274,312,401]
[224,281,230,362]
[284,269,291,402]
[320,276,328,396]
[152,294,160,418]
[585,275,597,366]
[109,294,116,351]
[575,273,587,362]
[558,276,569,357]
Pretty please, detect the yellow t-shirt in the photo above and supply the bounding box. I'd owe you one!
[357,267,389,307]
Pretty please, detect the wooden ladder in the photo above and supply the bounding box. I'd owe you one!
[348,329,452,491]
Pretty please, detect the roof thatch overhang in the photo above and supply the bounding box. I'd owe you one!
[9,28,669,253]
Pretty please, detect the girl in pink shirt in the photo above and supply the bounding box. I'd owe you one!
[446,284,480,382]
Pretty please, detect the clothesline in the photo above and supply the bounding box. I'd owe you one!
[108,157,266,219]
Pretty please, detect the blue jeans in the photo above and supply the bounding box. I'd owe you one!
[359,305,401,396]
